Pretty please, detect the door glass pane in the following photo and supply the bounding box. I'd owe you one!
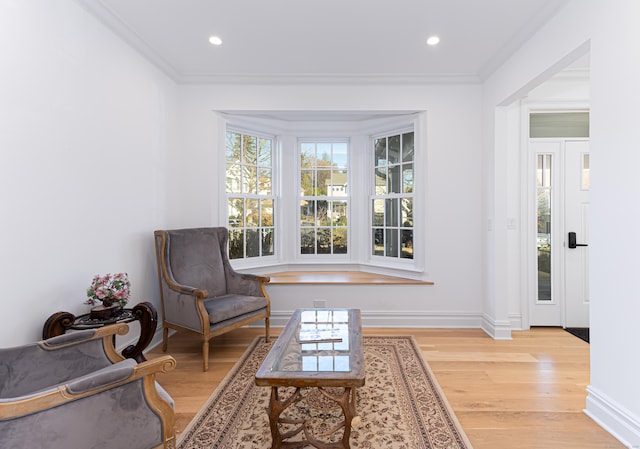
[530,112,589,138]
[537,155,552,301]
[582,153,590,190]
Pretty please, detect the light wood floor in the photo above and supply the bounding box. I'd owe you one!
[147,327,624,449]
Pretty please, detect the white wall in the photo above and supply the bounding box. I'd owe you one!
[484,0,640,445]
[0,1,177,346]
[174,84,485,326]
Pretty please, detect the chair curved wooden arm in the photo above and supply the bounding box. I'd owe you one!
[154,227,270,371]
[0,326,177,449]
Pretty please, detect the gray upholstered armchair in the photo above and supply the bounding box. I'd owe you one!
[154,227,271,371]
[0,323,176,449]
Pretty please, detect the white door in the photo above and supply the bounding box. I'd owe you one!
[564,141,590,328]
[529,139,590,327]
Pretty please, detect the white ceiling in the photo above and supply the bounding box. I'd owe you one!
[78,0,571,85]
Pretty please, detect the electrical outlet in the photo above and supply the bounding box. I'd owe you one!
[313,299,326,308]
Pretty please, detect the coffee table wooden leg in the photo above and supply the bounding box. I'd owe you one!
[267,387,307,449]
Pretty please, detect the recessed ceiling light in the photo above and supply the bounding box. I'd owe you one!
[426,36,440,46]
[209,35,223,46]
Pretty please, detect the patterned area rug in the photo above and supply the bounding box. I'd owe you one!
[178,336,473,449]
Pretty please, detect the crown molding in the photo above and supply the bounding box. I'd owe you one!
[176,72,481,86]
[74,0,180,80]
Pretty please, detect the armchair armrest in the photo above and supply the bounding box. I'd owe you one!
[0,355,176,419]
[0,355,177,449]
[0,324,130,399]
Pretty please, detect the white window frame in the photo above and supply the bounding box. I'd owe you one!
[297,138,351,260]
[224,125,279,266]
[219,112,426,278]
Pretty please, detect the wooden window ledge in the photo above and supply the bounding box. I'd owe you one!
[266,271,433,285]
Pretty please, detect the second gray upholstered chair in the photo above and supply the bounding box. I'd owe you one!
[154,227,271,371]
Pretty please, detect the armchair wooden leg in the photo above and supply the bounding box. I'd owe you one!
[162,327,169,352]
[265,317,270,342]
[202,340,209,372]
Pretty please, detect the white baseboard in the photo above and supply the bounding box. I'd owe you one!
[267,309,483,329]
[585,386,640,448]
[480,313,512,340]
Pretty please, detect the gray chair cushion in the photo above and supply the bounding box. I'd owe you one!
[204,294,268,324]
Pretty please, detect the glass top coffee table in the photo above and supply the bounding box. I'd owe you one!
[255,308,364,449]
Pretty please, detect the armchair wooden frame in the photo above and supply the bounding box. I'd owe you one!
[0,324,177,449]
[154,228,271,371]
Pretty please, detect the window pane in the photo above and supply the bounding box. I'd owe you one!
[388,165,401,193]
[401,230,413,259]
[317,200,330,226]
[242,166,257,194]
[300,170,314,196]
[229,229,244,259]
[226,132,241,162]
[301,143,315,168]
[333,143,348,169]
[261,199,273,226]
[385,198,398,227]
[258,167,272,195]
[332,201,348,226]
[334,228,348,254]
[226,163,241,193]
[388,135,400,164]
[262,228,274,256]
[246,229,259,258]
[228,198,244,227]
[243,135,257,164]
[375,167,387,194]
[317,228,331,254]
[372,199,384,226]
[300,228,315,254]
[258,138,271,166]
[402,132,414,162]
[317,169,330,196]
[317,143,331,165]
[374,138,387,166]
[331,169,347,196]
[300,200,315,226]
[246,199,259,227]
[402,163,413,193]
[373,228,384,256]
[401,198,413,227]
[385,229,398,257]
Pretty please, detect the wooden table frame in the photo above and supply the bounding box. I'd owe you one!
[42,301,157,363]
[255,308,364,449]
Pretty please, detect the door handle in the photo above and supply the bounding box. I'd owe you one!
[568,232,588,249]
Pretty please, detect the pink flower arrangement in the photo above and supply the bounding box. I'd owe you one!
[86,273,131,307]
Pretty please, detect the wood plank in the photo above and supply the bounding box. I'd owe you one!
[147,326,625,449]
[266,270,433,285]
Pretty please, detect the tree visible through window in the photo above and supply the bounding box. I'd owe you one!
[372,131,414,259]
[226,131,275,259]
[299,141,349,255]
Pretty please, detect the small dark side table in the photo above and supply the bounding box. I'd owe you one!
[42,301,157,362]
